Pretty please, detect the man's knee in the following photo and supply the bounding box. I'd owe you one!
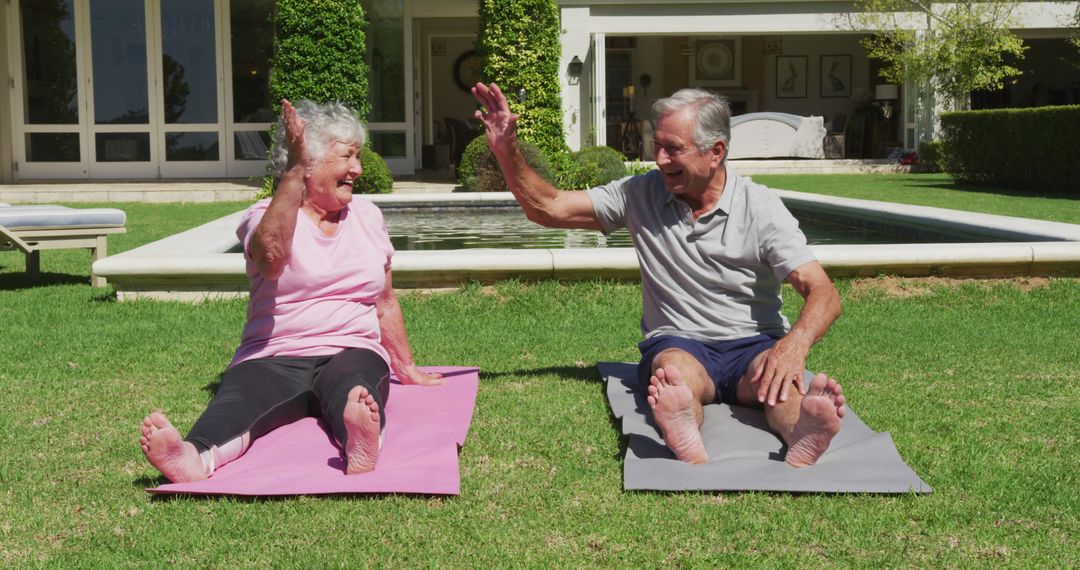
[650,348,715,400]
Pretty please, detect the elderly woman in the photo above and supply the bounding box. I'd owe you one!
[139,99,440,483]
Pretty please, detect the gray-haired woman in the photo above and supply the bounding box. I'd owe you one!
[139,100,440,483]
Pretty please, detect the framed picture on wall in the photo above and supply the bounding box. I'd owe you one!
[820,55,851,98]
[776,55,807,98]
[689,37,741,87]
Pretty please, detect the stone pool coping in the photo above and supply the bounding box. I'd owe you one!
[93,191,1080,301]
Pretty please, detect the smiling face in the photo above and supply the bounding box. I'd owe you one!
[652,107,726,199]
[304,141,362,213]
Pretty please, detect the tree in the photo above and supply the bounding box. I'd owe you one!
[853,0,1027,109]
[477,0,567,157]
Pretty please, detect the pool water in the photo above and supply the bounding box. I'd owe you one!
[382,207,996,251]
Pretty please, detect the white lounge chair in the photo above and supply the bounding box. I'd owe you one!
[0,205,127,287]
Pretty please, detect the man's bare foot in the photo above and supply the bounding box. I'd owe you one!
[343,386,381,474]
[647,365,708,464]
[140,411,206,483]
[785,374,846,467]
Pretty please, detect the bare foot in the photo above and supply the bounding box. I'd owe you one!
[343,386,381,474]
[139,411,206,483]
[647,365,708,464]
[785,374,846,468]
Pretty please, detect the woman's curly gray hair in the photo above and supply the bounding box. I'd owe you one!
[268,100,367,181]
[651,88,732,155]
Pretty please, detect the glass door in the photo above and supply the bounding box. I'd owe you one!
[156,0,225,177]
[15,0,88,177]
[87,0,224,177]
[13,0,234,179]
[86,0,155,177]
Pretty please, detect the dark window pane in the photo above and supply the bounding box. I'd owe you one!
[20,0,79,124]
[234,130,270,160]
[26,132,80,162]
[370,131,405,157]
[230,0,274,123]
[165,132,219,161]
[160,0,217,124]
[95,132,150,161]
[91,0,148,124]
[364,0,404,122]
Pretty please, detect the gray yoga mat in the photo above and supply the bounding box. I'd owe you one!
[599,362,931,494]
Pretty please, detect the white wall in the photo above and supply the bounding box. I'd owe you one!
[761,34,871,123]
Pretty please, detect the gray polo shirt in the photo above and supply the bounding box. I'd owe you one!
[587,167,816,342]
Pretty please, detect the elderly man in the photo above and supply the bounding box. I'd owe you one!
[470,84,846,467]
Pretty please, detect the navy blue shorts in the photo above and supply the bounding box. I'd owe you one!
[637,334,779,404]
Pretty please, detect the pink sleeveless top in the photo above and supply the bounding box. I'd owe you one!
[230,197,394,367]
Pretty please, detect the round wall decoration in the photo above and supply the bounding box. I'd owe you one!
[696,41,734,80]
[453,50,483,92]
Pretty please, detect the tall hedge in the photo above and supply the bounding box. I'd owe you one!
[478,0,567,158]
[269,0,370,119]
[939,106,1080,195]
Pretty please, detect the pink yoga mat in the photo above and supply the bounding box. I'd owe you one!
[148,366,479,497]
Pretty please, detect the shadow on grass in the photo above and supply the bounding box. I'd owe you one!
[0,271,87,290]
[480,365,601,384]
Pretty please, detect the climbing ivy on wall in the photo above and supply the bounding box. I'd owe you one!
[269,0,370,119]
[477,0,567,157]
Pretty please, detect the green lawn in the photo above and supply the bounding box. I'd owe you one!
[754,172,1080,225]
[1,178,1078,566]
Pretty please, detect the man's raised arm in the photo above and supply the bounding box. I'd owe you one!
[471,83,601,230]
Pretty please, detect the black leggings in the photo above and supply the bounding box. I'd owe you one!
[185,348,390,454]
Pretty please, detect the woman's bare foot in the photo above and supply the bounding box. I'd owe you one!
[647,365,708,464]
[343,386,381,474]
[785,374,846,468]
[139,412,206,483]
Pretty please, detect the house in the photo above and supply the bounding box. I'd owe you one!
[2,0,1078,183]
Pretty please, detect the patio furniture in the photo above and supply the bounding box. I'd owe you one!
[445,117,480,172]
[824,113,847,159]
[728,112,826,159]
[0,205,127,286]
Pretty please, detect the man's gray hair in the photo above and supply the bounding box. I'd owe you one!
[651,88,732,153]
[268,100,367,181]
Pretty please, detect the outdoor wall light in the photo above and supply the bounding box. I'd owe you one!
[567,56,584,84]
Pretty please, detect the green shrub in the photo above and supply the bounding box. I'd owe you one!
[626,160,657,176]
[459,136,554,192]
[269,0,370,119]
[478,0,567,157]
[355,146,393,194]
[918,140,944,173]
[258,0,372,200]
[940,106,1080,194]
[552,145,629,189]
[577,145,628,184]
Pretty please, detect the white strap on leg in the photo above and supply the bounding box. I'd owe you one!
[197,433,250,478]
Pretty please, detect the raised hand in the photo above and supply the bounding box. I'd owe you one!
[470,83,520,153]
[280,99,310,173]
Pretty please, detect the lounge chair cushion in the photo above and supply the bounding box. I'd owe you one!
[0,205,126,230]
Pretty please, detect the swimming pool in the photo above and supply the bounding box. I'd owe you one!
[93,191,1080,301]
[382,206,1007,251]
